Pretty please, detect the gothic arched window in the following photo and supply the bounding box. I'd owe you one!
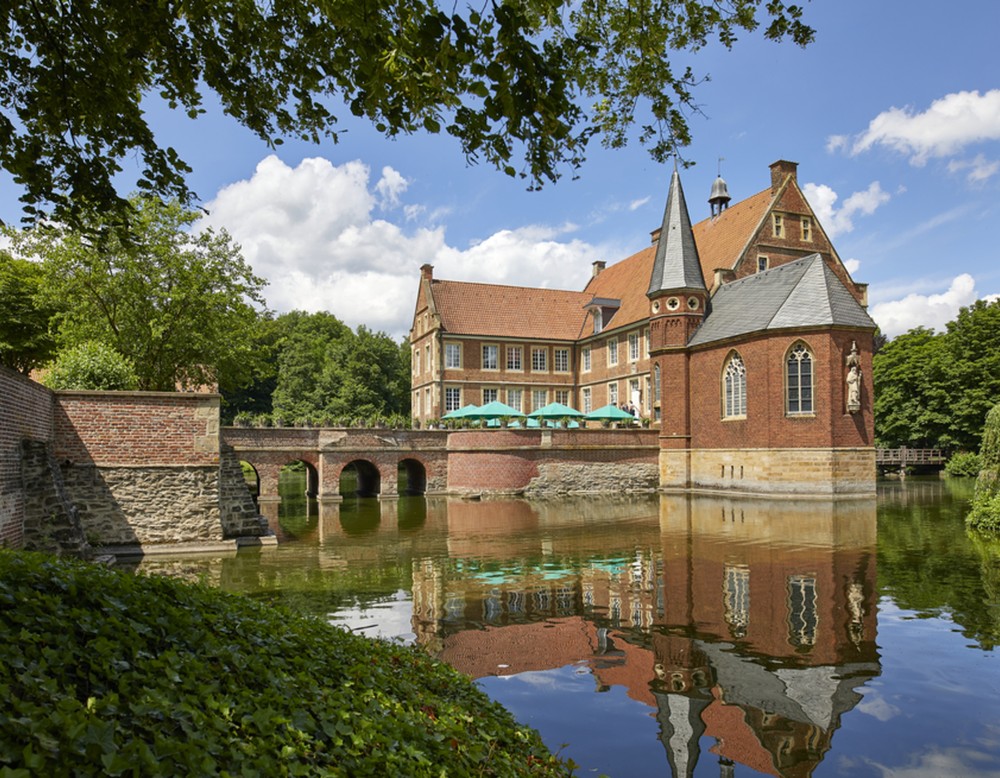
[723,352,747,419]
[786,342,814,415]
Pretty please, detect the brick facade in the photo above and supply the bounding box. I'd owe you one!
[412,160,878,495]
[0,367,55,548]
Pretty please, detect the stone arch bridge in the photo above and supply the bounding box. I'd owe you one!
[222,427,450,505]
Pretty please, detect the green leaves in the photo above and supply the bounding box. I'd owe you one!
[5,196,269,392]
[1,1,815,227]
[0,551,570,776]
[874,300,1000,452]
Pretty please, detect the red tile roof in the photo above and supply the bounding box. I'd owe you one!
[432,279,591,340]
[428,187,775,339]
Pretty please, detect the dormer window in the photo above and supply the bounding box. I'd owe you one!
[585,297,621,334]
[757,256,769,273]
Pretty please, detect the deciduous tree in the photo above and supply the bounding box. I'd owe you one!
[0,252,58,374]
[5,197,269,391]
[1,1,813,227]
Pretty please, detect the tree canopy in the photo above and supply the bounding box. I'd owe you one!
[0,251,58,375]
[873,300,1000,452]
[1,1,813,227]
[4,196,269,391]
[263,311,410,424]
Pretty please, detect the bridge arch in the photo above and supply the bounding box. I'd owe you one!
[239,460,260,499]
[340,459,381,498]
[398,458,427,496]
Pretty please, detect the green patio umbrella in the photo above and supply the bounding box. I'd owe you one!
[465,400,525,419]
[527,402,584,419]
[442,404,479,420]
[584,403,637,421]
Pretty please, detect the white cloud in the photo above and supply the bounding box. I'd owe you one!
[948,153,1000,184]
[843,258,861,275]
[846,89,1000,165]
[197,156,602,339]
[628,196,651,211]
[375,166,409,209]
[869,274,979,337]
[802,181,890,238]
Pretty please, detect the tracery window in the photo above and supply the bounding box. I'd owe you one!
[723,352,747,419]
[786,342,814,415]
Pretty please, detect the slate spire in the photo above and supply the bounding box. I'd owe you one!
[647,166,707,297]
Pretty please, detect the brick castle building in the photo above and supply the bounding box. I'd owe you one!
[410,160,877,494]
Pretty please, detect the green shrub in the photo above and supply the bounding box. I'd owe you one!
[0,551,570,776]
[42,341,139,391]
[946,451,983,478]
[968,403,1000,534]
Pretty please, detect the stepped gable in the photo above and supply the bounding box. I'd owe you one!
[430,279,590,340]
[688,254,876,347]
[692,187,772,282]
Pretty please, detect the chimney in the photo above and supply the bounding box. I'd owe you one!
[591,260,606,278]
[420,263,434,280]
[713,268,736,290]
[769,160,798,195]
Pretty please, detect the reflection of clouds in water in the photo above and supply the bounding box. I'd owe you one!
[856,691,901,722]
[866,747,1000,777]
[493,665,592,692]
[327,590,415,645]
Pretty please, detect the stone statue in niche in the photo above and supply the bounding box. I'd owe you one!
[846,341,862,413]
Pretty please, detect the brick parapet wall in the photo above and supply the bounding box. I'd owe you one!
[54,391,221,465]
[0,367,55,548]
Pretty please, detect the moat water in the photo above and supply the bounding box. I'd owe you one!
[132,476,1000,777]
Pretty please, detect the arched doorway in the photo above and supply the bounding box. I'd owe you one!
[340,460,381,498]
[240,461,260,500]
[398,458,427,496]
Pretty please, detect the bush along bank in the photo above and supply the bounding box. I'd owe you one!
[969,402,1000,534]
[0,552,572,776]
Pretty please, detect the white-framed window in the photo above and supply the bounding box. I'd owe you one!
[608,382,619,407]
[532,390,547,411]
[757,255,769,273]
[773,213,784,238]
[593,309,603,334]
[582,387,592,414]
[644,328,650,358]
[424,387,431,414]
[414,391,421,416]
[555,390,570,406]
[801,216,812,242]
[414,347,420,375]
[786,341,814,415]
[654,364,661,406]
[628,332,640,362]
[482,387,498,404]
[444,386,461,413]
[482,344,499,370]
[506,388,522,412]
[645,376,651,412]
[554,348,569,372]
[723,352,747,419]
[583,346,591,372]
[507,345,523,371]
[608,337,619,367]
[445,342,461,369]
[425,343,431,372]
[531,347,548,372]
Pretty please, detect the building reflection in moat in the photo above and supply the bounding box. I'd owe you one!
[408,494,879,778]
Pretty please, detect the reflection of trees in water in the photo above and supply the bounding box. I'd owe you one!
[878,476,1000,649]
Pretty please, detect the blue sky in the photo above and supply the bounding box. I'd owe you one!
[4,0,999,341]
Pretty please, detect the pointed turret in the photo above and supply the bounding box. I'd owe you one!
[647,167,707,298]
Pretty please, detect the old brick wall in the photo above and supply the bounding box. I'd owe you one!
[0,367,55,548]
[51,391,255,545]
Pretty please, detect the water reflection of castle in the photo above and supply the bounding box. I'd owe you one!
[411,495,879,778]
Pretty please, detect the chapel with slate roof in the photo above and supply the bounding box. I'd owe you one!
[410,160,877,494]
